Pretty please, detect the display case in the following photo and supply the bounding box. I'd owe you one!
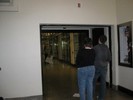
[118,21,132,67]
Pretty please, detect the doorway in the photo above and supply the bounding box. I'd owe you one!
[40,24,112,97]
[90,27,112,88]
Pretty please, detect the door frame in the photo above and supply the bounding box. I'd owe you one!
[40,24,113,95]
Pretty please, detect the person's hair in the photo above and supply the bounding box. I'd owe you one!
[83,38,92,46]
[99,35,107,44]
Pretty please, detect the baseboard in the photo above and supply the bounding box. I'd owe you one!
[118,85,133,96]
[106,83,133,96]
[5,95,43,100]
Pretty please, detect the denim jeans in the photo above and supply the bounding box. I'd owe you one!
[93,66,107,100]
[77,65,95,100]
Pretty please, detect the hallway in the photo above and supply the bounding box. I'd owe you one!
[43,60,133,100]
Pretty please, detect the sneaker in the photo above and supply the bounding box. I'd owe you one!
[73,93,80,97]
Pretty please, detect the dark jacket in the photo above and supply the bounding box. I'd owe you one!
[94,44,111,68]
[76,47,95,68]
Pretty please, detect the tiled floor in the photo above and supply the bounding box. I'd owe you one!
[43,60,133,100]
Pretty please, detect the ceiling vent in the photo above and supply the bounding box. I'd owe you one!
[0,0,18,12]
[0,0,13,6]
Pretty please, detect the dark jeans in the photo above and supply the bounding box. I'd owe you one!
[93,66,107,100]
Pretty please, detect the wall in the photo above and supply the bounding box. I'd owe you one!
[0,0,117,98]
[116,0,133,90]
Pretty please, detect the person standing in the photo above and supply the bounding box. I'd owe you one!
[76,38,95,100]
[93,35,111,100]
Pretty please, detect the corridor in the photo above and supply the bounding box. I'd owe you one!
[43,60,133,100]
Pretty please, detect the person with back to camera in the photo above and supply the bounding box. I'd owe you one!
[76,38,95,100]
[93,35,111,100]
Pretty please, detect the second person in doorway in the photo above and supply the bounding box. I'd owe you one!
[93,35,111,100]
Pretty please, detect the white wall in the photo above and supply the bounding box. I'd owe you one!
[0,0,117,98]
[116,0,133,90]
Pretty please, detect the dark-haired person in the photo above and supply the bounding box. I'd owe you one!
[93,35,111,100]
[76,38,95,100]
